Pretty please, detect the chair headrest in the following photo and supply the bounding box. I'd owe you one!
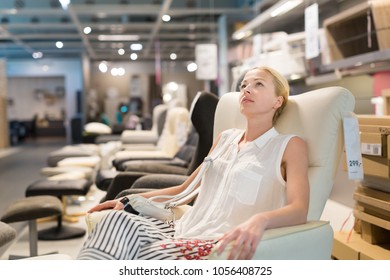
[191,91,219,133]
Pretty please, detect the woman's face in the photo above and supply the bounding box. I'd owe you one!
[239,68,283,118]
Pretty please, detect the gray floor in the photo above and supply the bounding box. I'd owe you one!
[0,137,67,215]
[0,137,105,259]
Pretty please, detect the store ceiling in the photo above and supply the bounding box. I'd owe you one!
[0,0,366,63]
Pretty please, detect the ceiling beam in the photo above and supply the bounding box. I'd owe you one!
[68,4,96,59]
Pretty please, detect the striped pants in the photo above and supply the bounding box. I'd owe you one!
[77,210,217,260]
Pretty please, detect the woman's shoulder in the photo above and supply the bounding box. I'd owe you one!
[275,133,306,148]
[280,134,307,152]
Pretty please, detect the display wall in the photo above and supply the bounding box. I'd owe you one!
[6,58,83,143]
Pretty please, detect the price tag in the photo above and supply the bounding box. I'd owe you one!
[343,114,364,180]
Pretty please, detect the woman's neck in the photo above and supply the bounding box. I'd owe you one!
[242,120,273,144]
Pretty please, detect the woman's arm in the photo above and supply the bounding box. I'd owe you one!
[88,133,224,213]
[216,136,310,259]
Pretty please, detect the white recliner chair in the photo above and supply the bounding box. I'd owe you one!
[112,106,190,166]
[120,103,168,145]
[209,86,355,259]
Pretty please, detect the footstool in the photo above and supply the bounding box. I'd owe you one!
[0,221,17,248]
[25,178,92,240]
[1,195,62,258]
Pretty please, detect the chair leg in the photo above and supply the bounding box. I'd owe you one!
[8,219,57,259]
[29,220,38,257]
[61,196,87,223]
[38,214,85,241]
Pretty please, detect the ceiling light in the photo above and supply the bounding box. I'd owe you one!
[170,53,177,60]
[162,14,171,22]
[163,93,173,103]
[99,61,108,73]
[166,82,179,91]
[59,0,70,10]
[187,62,197,72]
[32,52,43,59]
[130,53,138,60]
[271,0,303,18]
[56,41,64,49]
[233,30,253,40]
[130,43,143,51]
[118,48,125,55]
[83,26,92,34]
[98,35,140,41]
[110,67,125,76]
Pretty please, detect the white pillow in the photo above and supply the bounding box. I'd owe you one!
[57,156,101,167]
[84,122,112,135]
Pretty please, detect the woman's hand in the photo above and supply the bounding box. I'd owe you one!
[216,214,269,260]
[87,199,124,213]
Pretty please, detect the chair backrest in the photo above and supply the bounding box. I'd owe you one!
[186,91,219,175]
[213,87,355,220]
[156,107,190,157]
[151,104,168,136]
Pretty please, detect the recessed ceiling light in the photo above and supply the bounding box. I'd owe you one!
[99,61,108,73]
[130,43,143,51]
[32,52,43,59]
[162,14,171,22]
[98,35,140,41]
[130,53,138,60]
[187,62,197,72]
[56,41,64,48]
[83,27,92,34]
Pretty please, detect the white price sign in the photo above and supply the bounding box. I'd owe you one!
[343,114,364,180]
[195,44,218,80]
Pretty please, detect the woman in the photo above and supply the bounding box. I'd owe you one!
[78,66,309,260]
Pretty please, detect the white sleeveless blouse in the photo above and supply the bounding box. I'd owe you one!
[174,127,295,239]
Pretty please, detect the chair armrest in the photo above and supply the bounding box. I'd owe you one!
[113,156,173,171]
[103,171,150,201]
[208,220,334,260]
[131,174,189,190]
[124,163,188,175]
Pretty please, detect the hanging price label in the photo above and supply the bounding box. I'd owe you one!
[343,114,364,180]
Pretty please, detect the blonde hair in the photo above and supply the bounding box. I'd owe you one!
[252,66,290,124]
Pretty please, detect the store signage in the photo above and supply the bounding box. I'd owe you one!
[195,44,218,80]
[305,3,320,59]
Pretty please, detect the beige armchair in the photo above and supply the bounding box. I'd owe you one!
[209,86,355,259]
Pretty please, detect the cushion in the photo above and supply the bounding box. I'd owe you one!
[41,166,93,177]
[47,171,88,181]
[56,156,101,168]
[26,179,92,197]
[1,196,62,223]
[84,122,112,135]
